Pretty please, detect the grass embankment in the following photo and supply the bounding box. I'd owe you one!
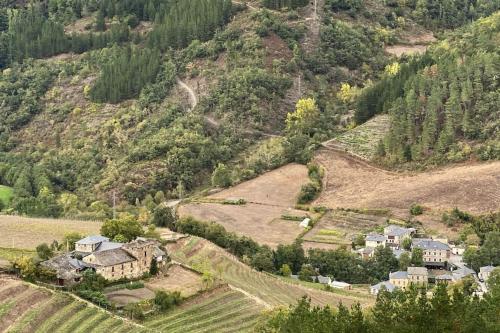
[0,247,36,262]
[0,185,13,206]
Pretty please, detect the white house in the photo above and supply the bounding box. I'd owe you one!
[299,218,311,228]
[384,225,416,247]
[365,234,386,248]
[479,266,496,282]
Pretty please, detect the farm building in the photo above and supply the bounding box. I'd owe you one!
[42,236,167,285]
[330,281,352,290]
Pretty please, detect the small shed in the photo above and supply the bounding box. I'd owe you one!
[330,281,352,290]
[299,218,311,228]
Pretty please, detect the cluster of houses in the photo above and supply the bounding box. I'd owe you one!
[41,235,167,286]
[361,224,496,295]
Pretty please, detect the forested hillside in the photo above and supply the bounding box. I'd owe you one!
[357,12,500,166]
[0,0,498,219]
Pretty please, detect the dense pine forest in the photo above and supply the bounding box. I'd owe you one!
[0,0,498,219]
[358,12,500,165]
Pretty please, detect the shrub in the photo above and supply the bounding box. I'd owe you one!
[410,204,423,215]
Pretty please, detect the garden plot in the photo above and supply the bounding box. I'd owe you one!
[146,264,204,298]
[303,210,387,249]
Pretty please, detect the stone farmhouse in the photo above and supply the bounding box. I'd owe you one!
[412,239,451,267]
[389,267,429,289]
[41,235,166,286]
[384,225,416,247]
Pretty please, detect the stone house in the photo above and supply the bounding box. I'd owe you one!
[43,235,166,284]
[389,267,428,289]
[384,225,416,247]
[479,266,495,282]
[412,239,451,267]
[365,234,386,248]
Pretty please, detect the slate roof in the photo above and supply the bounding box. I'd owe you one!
[317,276,332,284]
[412,239,451,251]
[366,234,386,242]
[480,265,495,274]
[41,254,89,280]
[392,249,407,259]
[408,267,428,275]
[390,271,408,279]
[384,225,415,237]
[331,281,351,288]
[435,274,453,280]
[360,247,375,255]
[452,267,475,280]
[90,248,136,266]
[76,235,109,245]
[95,241,123,252]
[371,281,395,292]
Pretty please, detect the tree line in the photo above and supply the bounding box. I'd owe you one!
[258,274,500,333]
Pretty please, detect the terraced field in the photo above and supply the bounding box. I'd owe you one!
[166,237,374,309]
[0,276,146,333]
[302,210,388,250]
[324,114,390,160]
[145,287,264,333]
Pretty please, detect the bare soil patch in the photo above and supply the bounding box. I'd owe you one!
[106,288,155,307]
[146,264,203,298]
[314,150,500,217]
[0,215,101,250]
[385,44,428,57]
[263,33,292,68]
[179,164,309,247]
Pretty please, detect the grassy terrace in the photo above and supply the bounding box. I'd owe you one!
[0,185,13,206]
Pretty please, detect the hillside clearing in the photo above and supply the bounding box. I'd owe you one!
[179,164,309,247]
[314,150,500,217]
[166,236,375,308]
[0,215,102,250]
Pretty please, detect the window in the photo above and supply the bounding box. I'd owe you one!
[112,267,114,272]
[121,264,124,270]
[144,251,147,257]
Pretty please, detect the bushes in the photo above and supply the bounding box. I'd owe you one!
[154,290,182,312]
[410,204,423,216]
[297,163,323,204]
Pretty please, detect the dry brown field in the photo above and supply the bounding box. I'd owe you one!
[179,164,310,247]
[0,215,102,250]
[105,288,155,307]
[314,150,500,217]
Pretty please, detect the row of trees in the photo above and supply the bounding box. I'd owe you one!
[258,274,500,332]
[175,216,423,284]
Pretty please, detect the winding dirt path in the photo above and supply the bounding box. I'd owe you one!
[176,77,198,110]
